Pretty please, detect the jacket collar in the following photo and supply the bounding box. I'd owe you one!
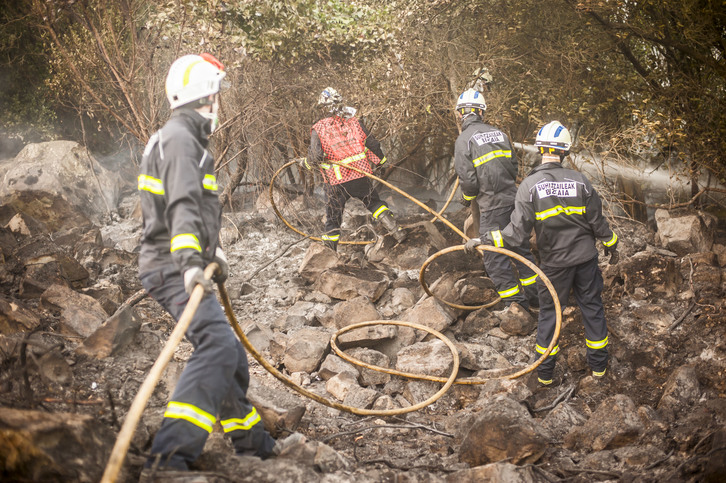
[530,160,563,175]
[171,108,211,146]
[461,114,483,131]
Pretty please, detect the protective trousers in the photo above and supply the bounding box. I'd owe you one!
[140,264,275,470]
[479,205,538,309]
[323,176,388,243]
[535,256,609,381]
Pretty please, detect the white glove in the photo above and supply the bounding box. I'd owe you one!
[183,267,212,295]
[464,237,482,255]
[213,247,229,283]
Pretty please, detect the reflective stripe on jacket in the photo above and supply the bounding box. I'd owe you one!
[309,116,384,185]
[454,115,518,213]
[138,108,221,275]
[499,162,617,267]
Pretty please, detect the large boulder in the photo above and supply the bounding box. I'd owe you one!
[314,266,390,302]
[611,250,682,299]
[395,339,455,378]
[458,395,550,466]
[318,295,380,330]
[654,209,715,255]
[282,327,331,373]
[298,243,340,284]
[40,284,109,337]
[657,364,701,413]
[1,141,119,226]
[564,394,644,451]
[0,407,118,482]
[402,297,457,337]
[365,221,449,270]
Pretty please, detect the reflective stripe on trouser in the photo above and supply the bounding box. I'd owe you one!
[324,177,385,235]
[479,205,538,308]
[535,256,609,379]
[139,265,274,469]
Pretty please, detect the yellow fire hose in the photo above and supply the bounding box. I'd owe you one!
[430,177,459,223]
[270,160,470,244]
[269,161,374,245]
[332,249,561,384]
[101,264,219,483]
[268,158,562,381]
[218,284,460,415]
[103,159,561,481]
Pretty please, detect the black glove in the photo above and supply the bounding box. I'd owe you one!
[603,239,619,265]
[603,239,619,255]
[213,247,229,283]
[460,194,471,208]
[183,267,213,295]
[464,237,482,255]
[374,157,387,174]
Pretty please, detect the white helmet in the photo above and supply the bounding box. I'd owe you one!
[535,121,572,154]
[455,88,487,115]
[318,87,343,111]
[469,67,493,92]
[165,53,226,109]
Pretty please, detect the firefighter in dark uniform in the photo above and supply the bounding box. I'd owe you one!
[137,53,276,472]
[479,121,619,385]
[300,87,406,251]
[456,88,539,311]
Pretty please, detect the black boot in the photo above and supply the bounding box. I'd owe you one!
[322,239,338,252]
[379,213,407,243]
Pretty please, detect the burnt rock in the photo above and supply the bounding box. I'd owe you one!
[459,395,550,466]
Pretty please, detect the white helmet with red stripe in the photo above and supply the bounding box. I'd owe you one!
[165,53,226,109]
[535,121,572,155]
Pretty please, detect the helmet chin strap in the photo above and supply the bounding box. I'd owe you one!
[198,96,219,132]
[460,111,478,122]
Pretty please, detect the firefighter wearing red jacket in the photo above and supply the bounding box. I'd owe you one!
[301,87,406,251]
[471,121,619,386]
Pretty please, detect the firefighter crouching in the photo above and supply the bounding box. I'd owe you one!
[474,121,619,386]
[299,87,407,251]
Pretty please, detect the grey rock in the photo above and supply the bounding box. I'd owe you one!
[396,339,455,377]
[314,266,389,302]
[346,347,391,386]
[283,327,330,373]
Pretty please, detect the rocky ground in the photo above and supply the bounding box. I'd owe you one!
[1,141,726,483]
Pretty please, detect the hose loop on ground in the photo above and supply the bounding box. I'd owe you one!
[269,160,374,245]
[220,284,460,416]
[270,159,495,310]
[269,160,469,245]
[263,159,562,398]
[332,247,562,384]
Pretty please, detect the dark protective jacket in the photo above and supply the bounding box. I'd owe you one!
[495,161,618,267]
[137,109,221,275]
[454,115,518,213]
[308,115,385,185]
